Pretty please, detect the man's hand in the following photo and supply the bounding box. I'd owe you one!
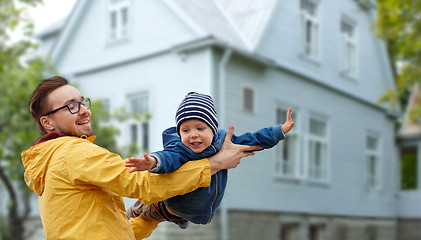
[281,107,295,134]
[125,153,157,173]
[208,125,263,175]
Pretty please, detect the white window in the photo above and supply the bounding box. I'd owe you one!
[243,87,255,113]
[275,107,299,178]
[300,0,320,60]
[341,19,357,77]
[366,134,381,191]
[128,93,149,152]
[308,117,328,181]
[108,0,130,42]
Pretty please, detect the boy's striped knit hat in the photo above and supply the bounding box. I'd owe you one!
[175,92,218,135]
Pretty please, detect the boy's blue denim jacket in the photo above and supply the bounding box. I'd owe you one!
[150,125,285,224]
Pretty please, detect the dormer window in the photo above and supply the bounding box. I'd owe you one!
[108,0,130,42]
[341,19,357,78]
[300,0,319,60]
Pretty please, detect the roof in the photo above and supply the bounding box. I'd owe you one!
[171,0,247,49]
[171,0,277,51]
[34,18,66,39]
[213,0,277,50]
[36,0,277,56]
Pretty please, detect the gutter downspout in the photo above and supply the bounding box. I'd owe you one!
[218,48,232,240]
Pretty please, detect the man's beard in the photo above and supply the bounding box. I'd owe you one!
[61,128,93,138]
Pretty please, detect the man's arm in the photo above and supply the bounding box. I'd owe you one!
[129,216,159,240]
[208,125,262,175]
[65,125,261,204]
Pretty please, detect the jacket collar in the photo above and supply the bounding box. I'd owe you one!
[32,132,96,146]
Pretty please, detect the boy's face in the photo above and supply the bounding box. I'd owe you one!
[179,119,214,153]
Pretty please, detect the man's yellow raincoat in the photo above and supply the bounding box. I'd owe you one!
[21,134,211,239]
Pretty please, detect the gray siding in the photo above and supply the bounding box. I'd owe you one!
[220,54,397,218]
[27,0,407,239]
[256,0,394,106]
[57,0,197,75]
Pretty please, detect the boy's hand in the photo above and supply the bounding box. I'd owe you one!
[125,153,157,173]
[281,107,295,134]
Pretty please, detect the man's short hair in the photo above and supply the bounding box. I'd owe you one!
[30,76,68,134]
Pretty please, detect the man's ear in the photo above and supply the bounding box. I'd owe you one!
[40,116,55,132]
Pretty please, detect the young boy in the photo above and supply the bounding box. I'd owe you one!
[125,92,294,228]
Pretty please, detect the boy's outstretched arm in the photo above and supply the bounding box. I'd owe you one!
[125,153,158,173]
[281,107,295,134]
[208,125,263,175]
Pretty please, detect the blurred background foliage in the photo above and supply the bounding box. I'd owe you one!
[375,0,421,191]
[0,0,121,239]
[0,0,46,238]
[376,0,421,121]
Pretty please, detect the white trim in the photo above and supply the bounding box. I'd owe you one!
[217,49,232,240]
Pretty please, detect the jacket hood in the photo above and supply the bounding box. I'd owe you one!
[21,132,95,196]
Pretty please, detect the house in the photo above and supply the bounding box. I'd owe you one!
[30,0,416,239]
[395,84,421,240]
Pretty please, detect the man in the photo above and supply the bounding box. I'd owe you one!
[21,76,261,240]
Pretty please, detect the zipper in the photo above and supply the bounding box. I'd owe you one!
[211,145,217,153]
[207,174,218,223]
[206,144,218,223]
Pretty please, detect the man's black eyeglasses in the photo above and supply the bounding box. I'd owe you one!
[43,98,91,116]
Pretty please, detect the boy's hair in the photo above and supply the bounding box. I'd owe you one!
[30,76,69,134]
[175,92,218,135]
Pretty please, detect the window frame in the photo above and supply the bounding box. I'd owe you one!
[275,105,300,179]
[306,115,329,182]
[366,132,382,192]
[300,0,320,60]
[108,0,131,43]
[127,92,150,153]
[340,17,358,78]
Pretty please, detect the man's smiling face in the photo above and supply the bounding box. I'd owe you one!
[41,85,92,137]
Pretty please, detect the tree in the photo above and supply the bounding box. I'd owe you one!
[376,0,421,121]
[0,1,45,239]
[0,1,121,239]
[376,1,421,192]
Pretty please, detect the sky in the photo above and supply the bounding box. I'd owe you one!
[28,0,77,33]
